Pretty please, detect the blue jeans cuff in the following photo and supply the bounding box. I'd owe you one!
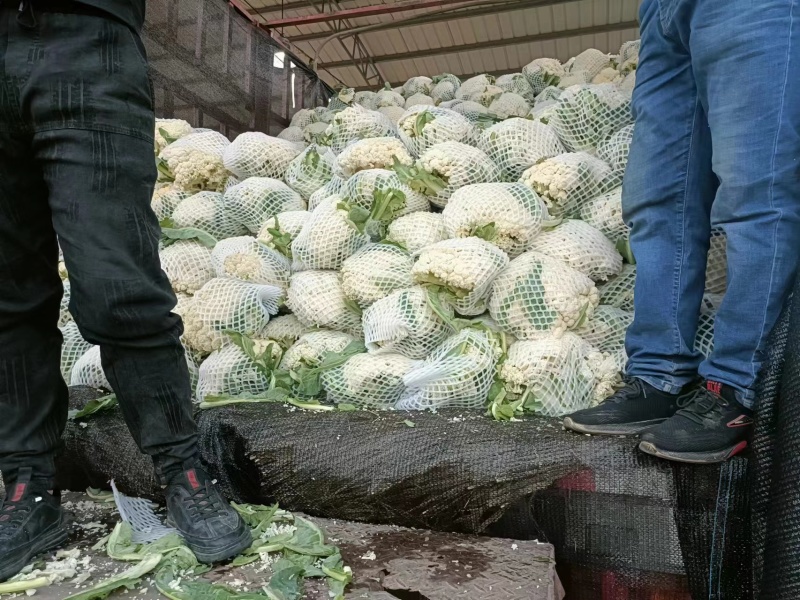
[631,375,684,395]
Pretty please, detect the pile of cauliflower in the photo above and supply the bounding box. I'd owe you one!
[59,39,727,420]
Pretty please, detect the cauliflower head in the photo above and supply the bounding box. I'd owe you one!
[334,137,412,179]
[223,177,305,234]
[322,352,415,408]
[286,270,363,337]
[385,212,447,254]
[210,236,291,288]
[340,243,414,309]
[160,240,215,295]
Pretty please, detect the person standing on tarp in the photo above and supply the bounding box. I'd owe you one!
[0,0,252,580]
[564,0,800,463]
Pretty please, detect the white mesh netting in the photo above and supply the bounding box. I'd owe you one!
[443,100,492,126]
[619,40,640,74]
[223,177,305,234]
[385,211,447,254]
[111,483,176,544]
[430,80,458,104]
[528,101,557,126]
[170,191,247,241]
[570,49,614,80]
[535,86,563,105]
[701,292,725,316]
[291,196,371,271]
[181,278,282,356]
[159,240,214,295]
[59,280,72,326]
[375,88,405,108]
[397,328,498,410]
[210,236,291,288]
[397,106,478,159]
[290,109,315,129]
[362,286,453,359]
[705,227,727,294]
[478,118,565,181]
[549,83,634,152]
[575,305,633,352]
[499,333,617,417]
[402,76,433,97]
[70,346,110,390]
[404,93,436,109]
[520,151,613,219]
[597,264,636,311]
[333,137,413,179]
[151,185,190,221]
[524,57,567,95]
[277,126,306,144]
[223,132,303,179]
[256,210,312,258]
[196,340,281,403]
[496,73,535,102]
[164,129,230,158]
[442,182,545,258]
[307,176,344,211]
[60,322,91,383]
[260,314,312,349]
[618,71,636,94]
[695,312,716,357]
[322,352,415,409]
[303,121,331,145]
[327,106,398,154]
[286,270,363,336]
[280,330,355,372]
[284,145,334,200]
[456,75,503,107]
[488,251,600,339]
[354,91,378,110]
[579,186,630,244]
[597,123,634,173]
[529,219,623,282]
[412,237,510,316]
[341,244,414,309]
[558,71,592,89]
[488,93,531,119]
[377,105,407,125]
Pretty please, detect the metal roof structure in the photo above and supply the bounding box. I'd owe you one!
[233,0,641,90]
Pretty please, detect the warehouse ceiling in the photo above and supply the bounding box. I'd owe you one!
[236,0,641,90]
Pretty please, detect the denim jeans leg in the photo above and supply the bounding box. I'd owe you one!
[622,0,718,394]
[690,0,800,407]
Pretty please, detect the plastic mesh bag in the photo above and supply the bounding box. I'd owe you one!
[290,109,315,129]
[402,76,433,97]
[377,105,407,125]
[489,251,600,338]
[597,264,636,311]
[354,91,378,110]
[701,292,725,316]
[223,132,303,180]
[196,341,278,402]
[413,237,510,316]
[705,227,727,294]
[523,58,566,94]
[159,240,214,295]
[618,71,636,94]
[151,185,190,221]
[479,118,565,181]
[549,84,634,152]
[570,49,614,80]
[286,270,363,336]
[575,305,633,352]
[181,278,282,355]
[405,93,436,109]
[291,196,371,271]
[165,130,230,158]
[579,186,630,244]
[488,93,531,119]
[210,236,291,288]
[536,86,563,105]
[529,219,623,282]
[385,212,447,254]
[260,314,312,350]
[597,123,634,173]
[170,191,247,241]
[59,280,72,326]
[155,118,193,154]
[362,286,453,359]
[430,80,458,104]
[456,75,503,107]
[619,40,640,74]
[281,330,356,372]
[341,244,414,309]
[303,121,331,145]
[695,312,716,357]
[308,176,344,211]
[328,88,354,112]
[499,333,613,417]
[60,321,92,383]
[322,352,415,409]
[520,151,613,219]
[256,210,312,259]
[327,106,398,154]
[397,328,498,410]
[333,137,412,179]
[284,145,334,200]
[442,182,545,258]
[70,346,111,390]
[375,88,405,108]
[444,100,492,126]
[223,177,305,234]
[397,141,501,208]
[277,126,306,144]
[496,73,535,103]
[397,107,478,159]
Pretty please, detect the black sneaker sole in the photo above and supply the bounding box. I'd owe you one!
[167,518,252,564]
[563,417,667,436]
[638,440,748,464]
[0,518,69,582]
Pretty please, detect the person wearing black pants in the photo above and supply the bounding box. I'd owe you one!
[0,0,251,579]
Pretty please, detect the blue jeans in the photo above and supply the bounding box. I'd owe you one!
[623,0,800,408]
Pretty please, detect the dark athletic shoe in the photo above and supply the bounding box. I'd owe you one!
[0,468,69,582]
[165,465,252,563]
[563,377,688,436]
[639,380,753,464]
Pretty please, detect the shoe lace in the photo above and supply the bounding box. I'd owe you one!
[676,387,724,425]
[606,376,644,403]
[184,484,224,521]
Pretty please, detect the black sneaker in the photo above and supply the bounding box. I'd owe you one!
[0,468,69,582]
[563,377,689,436]
[165,465,252,563]
[639,380,753,464]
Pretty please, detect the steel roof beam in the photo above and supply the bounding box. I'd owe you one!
[318,21,639,70]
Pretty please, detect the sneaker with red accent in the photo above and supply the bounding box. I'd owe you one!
[0,468,69,582]
[165,465,252,563]
[638,381,753,464]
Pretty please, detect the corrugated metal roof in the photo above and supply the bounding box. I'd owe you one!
[241,0,640,89]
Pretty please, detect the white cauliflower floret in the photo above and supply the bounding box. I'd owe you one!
[170,191,247,240]
[402,76,433,97]
[593,67,622,84]
[404,93,435,109]
[286,270,362,336]
[385,212,446,253]
[375,88,405,108]
[377,105,407,125]
[160,146,230,193]
[151,184,190,221]
[210,236,291,288]
[571,48,614,79]
[489,251,600,339]
[327,106,398,154]
[523,58,565,94]
[478,117,564,181]
[223,132,303,179]
[442,182,545,258]
[281,330,355,372]
[303,121,331,145]
[529,220,623,282]
[322,352,415,408]
[580,187,630,243]
[340,244,414,309]
[575,305,633,352]
[259,314,311,350]
[488,93,530,119]
[597,264,636,311]
[334,137,412,179]
[277,126,306,143]
[155,118,193,153]
[160,240,214,295]
[397,107,478,158]
[222,177,305,234]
